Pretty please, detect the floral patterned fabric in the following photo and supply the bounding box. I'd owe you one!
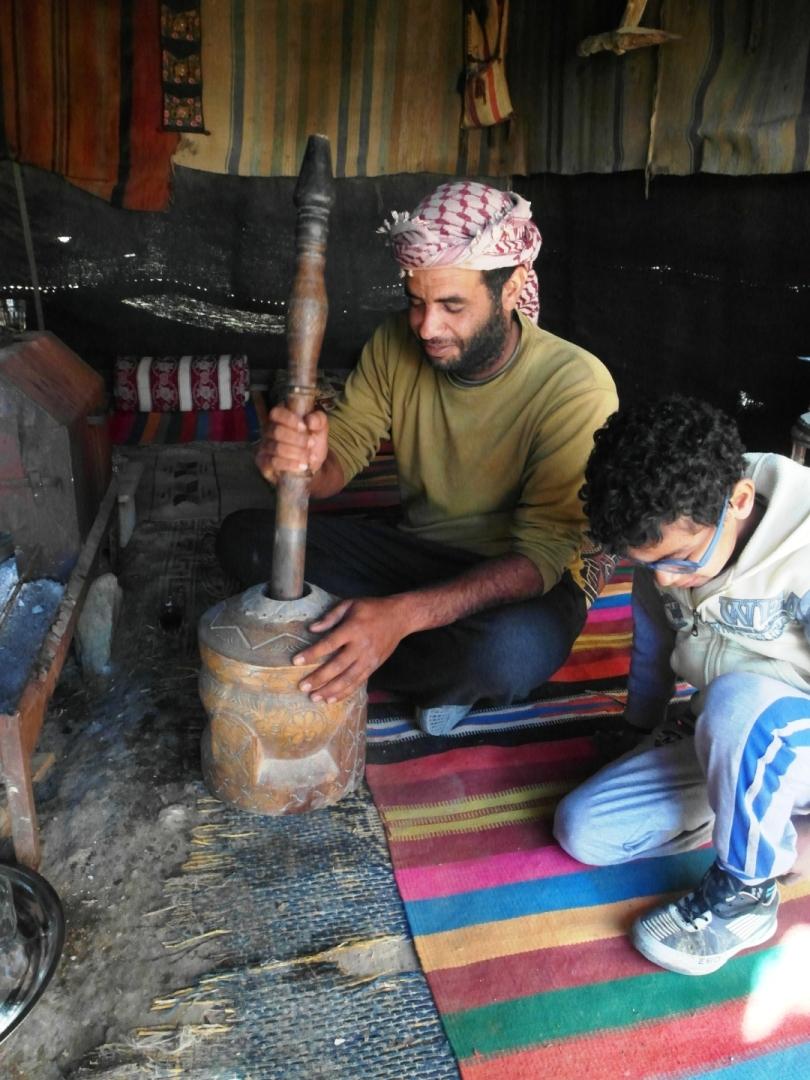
[160,2,205,132]
[114,355,250,412]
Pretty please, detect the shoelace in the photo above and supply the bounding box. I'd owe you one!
[677,885,715,926]
[677,867,771,925]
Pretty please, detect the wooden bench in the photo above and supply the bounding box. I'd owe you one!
[0,467,137,868]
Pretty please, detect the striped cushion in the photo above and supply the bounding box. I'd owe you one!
[114,355,250,412]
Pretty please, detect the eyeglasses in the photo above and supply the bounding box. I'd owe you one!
[630,496,730,574]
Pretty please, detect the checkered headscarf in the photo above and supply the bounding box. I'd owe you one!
[380,181,542,323]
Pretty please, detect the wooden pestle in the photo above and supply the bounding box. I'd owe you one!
[270,134,335,601]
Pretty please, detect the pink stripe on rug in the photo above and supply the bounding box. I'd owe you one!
[395,844,585,901]
[584,606,631,624]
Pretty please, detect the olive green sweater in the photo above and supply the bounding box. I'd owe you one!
[327,312,618,593]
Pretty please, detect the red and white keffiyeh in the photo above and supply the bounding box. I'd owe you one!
[380,181,542,323]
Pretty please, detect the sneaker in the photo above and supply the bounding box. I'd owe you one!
[414,704,473,736]
[632,862,779,976]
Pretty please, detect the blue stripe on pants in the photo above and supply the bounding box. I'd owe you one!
[731,697,810,879]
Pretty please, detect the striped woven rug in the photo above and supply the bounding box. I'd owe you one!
[366,736,810,1078]
[109,391,267,446]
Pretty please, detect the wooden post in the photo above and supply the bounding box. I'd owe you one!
[270,135,335,602]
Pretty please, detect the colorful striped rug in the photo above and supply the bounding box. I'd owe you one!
[109,391,267,446]
[548,562,633,685]
[365,734,810,1078]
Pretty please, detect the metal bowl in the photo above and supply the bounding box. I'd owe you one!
[0,864,64,1045]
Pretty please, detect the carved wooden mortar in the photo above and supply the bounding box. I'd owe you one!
[198,584,366,813]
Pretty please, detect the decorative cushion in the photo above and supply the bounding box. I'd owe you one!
[114,355,250,412]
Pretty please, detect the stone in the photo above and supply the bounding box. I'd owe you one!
[75,572,123,677]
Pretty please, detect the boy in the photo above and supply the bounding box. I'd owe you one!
[554,395,810,975]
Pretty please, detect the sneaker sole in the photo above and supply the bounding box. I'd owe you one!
[631,913,778,976]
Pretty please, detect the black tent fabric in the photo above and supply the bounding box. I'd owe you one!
[2,159,809,452]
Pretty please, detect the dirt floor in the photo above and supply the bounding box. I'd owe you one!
[0,620,228,1077]
[0,504,444,1079]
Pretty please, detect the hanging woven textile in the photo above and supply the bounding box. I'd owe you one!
[0,0,178,210]
[461,0,514,128]
[160,1,205,132]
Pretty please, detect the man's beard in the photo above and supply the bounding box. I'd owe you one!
[420,305,511,379]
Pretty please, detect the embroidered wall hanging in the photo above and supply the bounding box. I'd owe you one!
[161,1,205,132]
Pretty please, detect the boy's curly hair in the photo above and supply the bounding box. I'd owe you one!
[581,395,746,554]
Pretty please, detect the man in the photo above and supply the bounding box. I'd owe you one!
[218,181,617,734]
[554,395,810,975]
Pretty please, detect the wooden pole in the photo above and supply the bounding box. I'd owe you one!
[270,135,335,601]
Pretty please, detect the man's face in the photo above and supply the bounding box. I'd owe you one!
[404,267,511,379]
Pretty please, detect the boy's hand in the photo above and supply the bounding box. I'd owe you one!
[594,718,648,763]
[255,405,329,485]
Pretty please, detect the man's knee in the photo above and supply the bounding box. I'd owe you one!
[215,509,244,568]
[458,629,524,698]
[460,605,575,700]
[217,508,250,546]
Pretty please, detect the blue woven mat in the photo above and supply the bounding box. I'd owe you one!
[139,786,460,1079]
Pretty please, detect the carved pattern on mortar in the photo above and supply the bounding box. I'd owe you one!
[207,621,313,658]
[198,579,366,814]
[200,583,338,664]
[199,655,367,814]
